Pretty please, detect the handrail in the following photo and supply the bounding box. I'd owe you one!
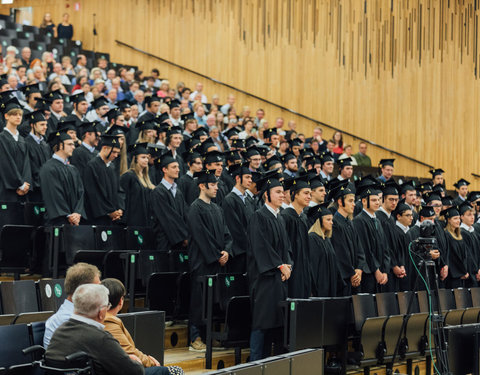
[115,39,434,169]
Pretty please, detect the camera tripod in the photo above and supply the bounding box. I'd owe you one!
[387,256,451,375]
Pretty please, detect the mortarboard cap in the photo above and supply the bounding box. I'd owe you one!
[47,89,64,101]
[0,97,22,113]
[453,178,470,189]
[442,196,454,206]
[379,159,395,168]
[467,191,480,203]
[158,150,177,168]
[169,99,181,109]
[69,92,87,104]
[28,110,46,124]
[229,162,252,177]
[419,205,436,218]
[135,119,157,131]
[77,121,99,138]
[394,202,411,217]
[283,174,311,193]
[429,168,445,177]
[281,152,297,164]
[224,127,240,139]
[92,96,109,109]
[245,136,257,149]
[262,128,277,139]
[166,125,183,138]
[47,130,72,147]
[256,170,284,194]
[100,134,120,148]
[191,127,208,140]
[128,142,149,156]
[440,206,460,219]
[224,150,243,163]
[116,99,132,110]
[194,169,218,185]
[181,112,195,122]
[337,157,353,169]
[19,83,41,96]
[320,152,334,165]
[230,138,246,150]
[106,124,129,136]
[182,149,202,164]
[203,150,224,164]
[144,95,161,106]
[106,107,121,122]
[459,201,474,215]
[156,112,170,124]
[244,145,261,159]
[306,202,332,222]
[34,96,53,111]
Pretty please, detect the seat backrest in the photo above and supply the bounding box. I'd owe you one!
[131,311,165,365]
[125,227,154,250]
[0,202,24,228]
[13,311,54,324]
[454,288,473,309]
[137,251,170,285]
[224,296,251,340]
[62,225,96,264]
[216,273,249,311]
[36,279,66,313]
[352,294,377,331]
[30,321,46,347]
[375,292,400,316]
[417,290,439,313]
[94,226,126,251]
[470,287,480,307]
[146,272,179,318]
[0,225,35,270]
[169,249,189,272]
[0,314,14,325]
[397,291,420,314]
[438,289,456,311]
[0,324,32,367]
[289,349,324,375]
[117,313,135,334]
[0,280,38,314]
[23,202,46,226]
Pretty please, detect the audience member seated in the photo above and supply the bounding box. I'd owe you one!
[45,283,145,375]
[44,262,101,347]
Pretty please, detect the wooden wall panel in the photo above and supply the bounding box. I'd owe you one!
[2,0,480,187]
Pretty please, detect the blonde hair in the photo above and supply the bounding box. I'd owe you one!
[446,222,462,241]
[136,130,155,144]
[127,158,155,189]
[118,135,128,176]
[308,218,332,238]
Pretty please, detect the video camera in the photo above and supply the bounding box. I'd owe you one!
[412,220,437,261]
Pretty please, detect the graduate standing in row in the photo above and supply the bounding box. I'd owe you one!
[39,131,85,225]
[187,169,233,351]
[248,171,292,361]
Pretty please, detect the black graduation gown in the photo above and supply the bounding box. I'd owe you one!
[247,205,292,330]
[0,130,32,202]
[281,207,312,298]
[377,210,401,289]
[392,225,413,291]
[330,212,367,296]
[39,158,86,224]
[174,153,186,176]
[220,169,235,193]
[308,232,343,297]
[25,135,51,201]
[151,183,189,251]
[176,173,199,206]
[444,231,469,288]
[460,228,479,287]
[70,144,98,177]
[82,156,125,224]
[352,211,392,292]
[222,190,255,273]
[187,198,233,325]
[119,171,153,227]
[46,114,63,139]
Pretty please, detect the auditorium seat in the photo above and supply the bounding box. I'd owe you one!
[59,225,96,265]
[23,202,46,226]
[36,279,66,312]
[94,51,110,62]
[203,273,251,368]
[0,202,25,228]
[351,293,386,366]
[0,324,32,368]
[375,293,406,360]
[169,249,189,272]
[438,289,464,325]
[94,226,126,251]
[129,310,165,365]
[125,226,154,250]
[12,311,54,324]
[11,38,30,49]
[0,225,36,279]
[0,280,39,314]
[0,314,14,325]
[147,272,183,319]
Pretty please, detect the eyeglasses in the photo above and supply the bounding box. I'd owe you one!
[403,214,413,217]
[99,303,112,311]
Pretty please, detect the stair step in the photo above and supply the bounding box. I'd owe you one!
[165,324,189,349]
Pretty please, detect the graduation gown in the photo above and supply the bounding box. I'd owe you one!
[25,135,51,201]
[82,156,125,224]
[460,228,479,287]
[0,130,32,202]
[70,144,98,177]
[46,113,63,138]
[39,158,86,224]
[352,211,392,293]
[247,205,293,330]
[151,183,189,251]
[281,207,312,298]
[308,232,342,297]
[222,190,255,273]
[212,178,228,206]
[392,225,413,291]
[444,231,469,288]
[187,198,233,325]
[119,170,153,227]
[330,212,367,295]
[176,173,199,206]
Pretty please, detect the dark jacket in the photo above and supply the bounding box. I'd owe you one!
[46,318,144,375]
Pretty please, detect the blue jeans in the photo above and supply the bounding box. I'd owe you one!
[144,366,170,375]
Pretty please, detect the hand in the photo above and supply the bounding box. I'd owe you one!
[182,239,188,248]
[461,273,470,280]
[279,264,291,281]
[23,182,30,192]
[16,188,26,196]
[374,269,384,284]
[148,355,160,366]
[219,250,229,266]
[381,273,388,285]
[440,266,448,281]
[430,250,440,260]
[393,266,404,278]
[476,270,480,282]
[129,354,142,364]
[400,266,406,277]
[68,213,81,226]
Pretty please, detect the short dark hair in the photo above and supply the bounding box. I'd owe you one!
[64,262,101,296]
[101,278,125,309]
[151,68,159,75]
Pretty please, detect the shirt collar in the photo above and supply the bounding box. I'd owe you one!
[50,110,63,120]
[29,132,43,144]
[186,170,193,178]
[337,175,345,181]
[4,127,19,141]
[458,195,466,201]
[53,153,68,165]
[232,186,246,200]
[265,202,279,218]
[378,206,391,218]
[460,222,474,232]
[70,313,105,330]
[161,178,176,190]
[363,208,376,219]
[246,189,254,198]
[82,142,96,153]
[396,221,409,233]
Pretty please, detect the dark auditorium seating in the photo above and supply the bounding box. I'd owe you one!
[0,324,32,368]
[36,279,66,312]
[0,280,38,315]
[147,272,190,320]
[0,225,36,279]
[12,311,54,324]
